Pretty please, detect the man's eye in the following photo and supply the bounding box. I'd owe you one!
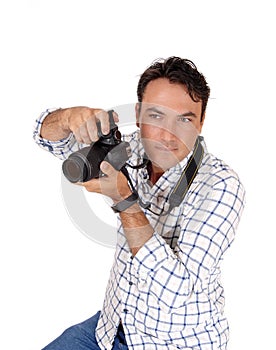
[149,113,162,119]
[178,117,191,123]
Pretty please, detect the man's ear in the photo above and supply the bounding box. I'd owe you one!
[135,103,140,128]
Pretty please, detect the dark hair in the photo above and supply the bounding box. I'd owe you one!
[137,56,210,120]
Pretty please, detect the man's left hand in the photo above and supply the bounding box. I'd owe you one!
[77,161,132,204]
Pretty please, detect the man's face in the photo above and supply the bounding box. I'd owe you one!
[136,78,204,173]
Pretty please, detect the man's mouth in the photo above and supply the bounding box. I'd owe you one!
[155,144,178,152]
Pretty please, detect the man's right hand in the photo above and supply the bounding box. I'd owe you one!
[40,107,119,143]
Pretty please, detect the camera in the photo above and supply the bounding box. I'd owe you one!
[62,110,132,183]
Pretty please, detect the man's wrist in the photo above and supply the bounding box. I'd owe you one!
[111,192,139,213]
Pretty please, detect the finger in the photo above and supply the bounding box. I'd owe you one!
[86,117,99,142]
[76,179,101,193]
[74,127,84,144]
[100,161,116,177]
[95,110,119,135]
[112,110,119,123]
[79,122,93,144]
[95,110,110,135]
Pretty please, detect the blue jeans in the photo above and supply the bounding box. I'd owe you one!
[42,311,128,350]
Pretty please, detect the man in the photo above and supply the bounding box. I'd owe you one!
[33,57,245,350]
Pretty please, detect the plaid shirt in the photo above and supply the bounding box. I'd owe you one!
[33,110,245,350]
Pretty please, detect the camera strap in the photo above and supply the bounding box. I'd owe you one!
[124,136,204,215]
[166,136,204,213]
[111,166,139,213]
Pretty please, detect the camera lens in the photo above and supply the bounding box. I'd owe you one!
[62,156,88,183]
[62,117,126,183]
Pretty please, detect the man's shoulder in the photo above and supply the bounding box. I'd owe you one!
[199,151,243,188]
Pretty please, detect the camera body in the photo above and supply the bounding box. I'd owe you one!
[62,112,131,183]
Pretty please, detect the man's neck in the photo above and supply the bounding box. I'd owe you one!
[147,162,164,185]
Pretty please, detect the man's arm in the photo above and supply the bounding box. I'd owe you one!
[39,107,116,142]
[119,204,154,256]
[39,108,72,141]
[78,160,154,256]
[33,107,119,159]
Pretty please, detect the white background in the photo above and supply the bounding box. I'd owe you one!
[0,1,275,349]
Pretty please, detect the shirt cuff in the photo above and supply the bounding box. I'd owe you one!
[33,108,77,158]
[33,108,60,136]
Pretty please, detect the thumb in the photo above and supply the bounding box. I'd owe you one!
[100,161,116,176]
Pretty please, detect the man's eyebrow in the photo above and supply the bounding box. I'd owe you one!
[145,107,198,119]
[145,106,166,115]
[177,111,197,118]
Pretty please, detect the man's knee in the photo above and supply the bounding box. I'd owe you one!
[42,313,100,350]
[42,325,83,350]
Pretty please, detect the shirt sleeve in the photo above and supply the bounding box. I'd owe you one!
[131,173,245,313]
[32,108,82,160]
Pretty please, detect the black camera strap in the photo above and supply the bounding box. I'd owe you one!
[124,136,204,216]
[166,136,204,213]
[111,166,139,213]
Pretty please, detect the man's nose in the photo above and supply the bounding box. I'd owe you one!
[159,120,177,141]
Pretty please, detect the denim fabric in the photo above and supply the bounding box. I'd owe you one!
[42,311,128,350]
